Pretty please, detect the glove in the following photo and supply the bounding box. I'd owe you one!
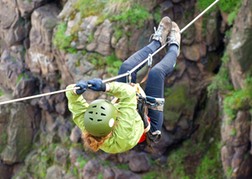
[75,81,88,95]
[88,78,106,92]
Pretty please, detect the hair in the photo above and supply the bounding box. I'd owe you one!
[82,132,112,152]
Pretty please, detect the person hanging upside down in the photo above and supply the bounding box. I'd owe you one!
[66,16,181,154]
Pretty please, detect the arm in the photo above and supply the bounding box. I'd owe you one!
[87,79,137,108]
[66,84,89,131]
[106,82,137,107]
[86,79,143,153]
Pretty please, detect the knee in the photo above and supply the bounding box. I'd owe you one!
[149,67,164,80]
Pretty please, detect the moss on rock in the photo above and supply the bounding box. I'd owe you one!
[164,83,197,125]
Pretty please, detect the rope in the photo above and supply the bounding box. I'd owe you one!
[0,0,219,106]
[0,87,79,105]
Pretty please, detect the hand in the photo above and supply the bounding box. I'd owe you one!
[88,78,106,92]
[75,81,88,95]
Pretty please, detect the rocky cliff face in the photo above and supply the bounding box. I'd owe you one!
[0,0,250,178]
[221,0,252,177]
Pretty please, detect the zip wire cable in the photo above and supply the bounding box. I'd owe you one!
[0,0,219,106]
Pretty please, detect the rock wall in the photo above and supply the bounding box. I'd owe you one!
[0,0,250,178]
[221,0,252,177]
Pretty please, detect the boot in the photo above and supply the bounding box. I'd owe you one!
[151,16,172,46]
[147,130,161,143]
[168,21,181,56]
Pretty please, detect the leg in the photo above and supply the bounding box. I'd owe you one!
[145,21,181,138]
[117,16,172,83]
[145,45,178,133]
[117,41,160,83]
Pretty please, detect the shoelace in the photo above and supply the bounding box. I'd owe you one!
[149,25,164,42]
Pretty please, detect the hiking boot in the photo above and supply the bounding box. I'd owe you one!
[147,130,161,143]
[168,21,181,56]
[151,16,172,46]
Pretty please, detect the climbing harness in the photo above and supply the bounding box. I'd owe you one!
[134,83,164,127]
[0,0,220,106]
[145,96,165,111]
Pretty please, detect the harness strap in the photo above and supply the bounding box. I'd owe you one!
[112,83,164,129]
[134,83,165,113]
[145,96,165,111]
[137,95,149,129]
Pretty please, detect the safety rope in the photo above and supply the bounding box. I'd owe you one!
[0,0,219,106]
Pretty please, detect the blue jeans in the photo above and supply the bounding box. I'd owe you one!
[117,40,178,132]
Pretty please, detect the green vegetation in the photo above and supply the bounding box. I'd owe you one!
[16,73,29,84]
[53,0,151,52]
[72,0,150,27]
[229,128,237,137]
[196,0,242,37]
[196,0,217,14]
[164,83,197,123]
[168,134,223,178]
[218,0,242,14]
[76,156,87,168]
[27,146,55,178]
[97,173,103,179]
[106,54,123,76]
[226,167,233,179]
[108,1,150,40]
[116,163,129,170]
[195,142,222,179]
[0,131,7,153]
[207,52,233,96]
[201,0,242,25]
[227,11,237,26]
[73,0,106,19]
[23,140,82,178]
[223,0,242,25]
[104,0,134,14]
[208,51,252,120]
[52,0,151,86]
[109,3,150,42]
[86,53,106,67]
[197,0,241,13]
[113,27,124,42]
[53,22,73,50]
[0,89,3,96]
[223,76,252,120]
[165,84,194,110]
[111,4,150,28]
[86,53,122,76]
[87,33,95,44]
[167,84,223,179]
[142,171,164,179]
[168,144,190,179]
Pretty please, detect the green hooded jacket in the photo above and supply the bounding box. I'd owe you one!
[66,82,144,154]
